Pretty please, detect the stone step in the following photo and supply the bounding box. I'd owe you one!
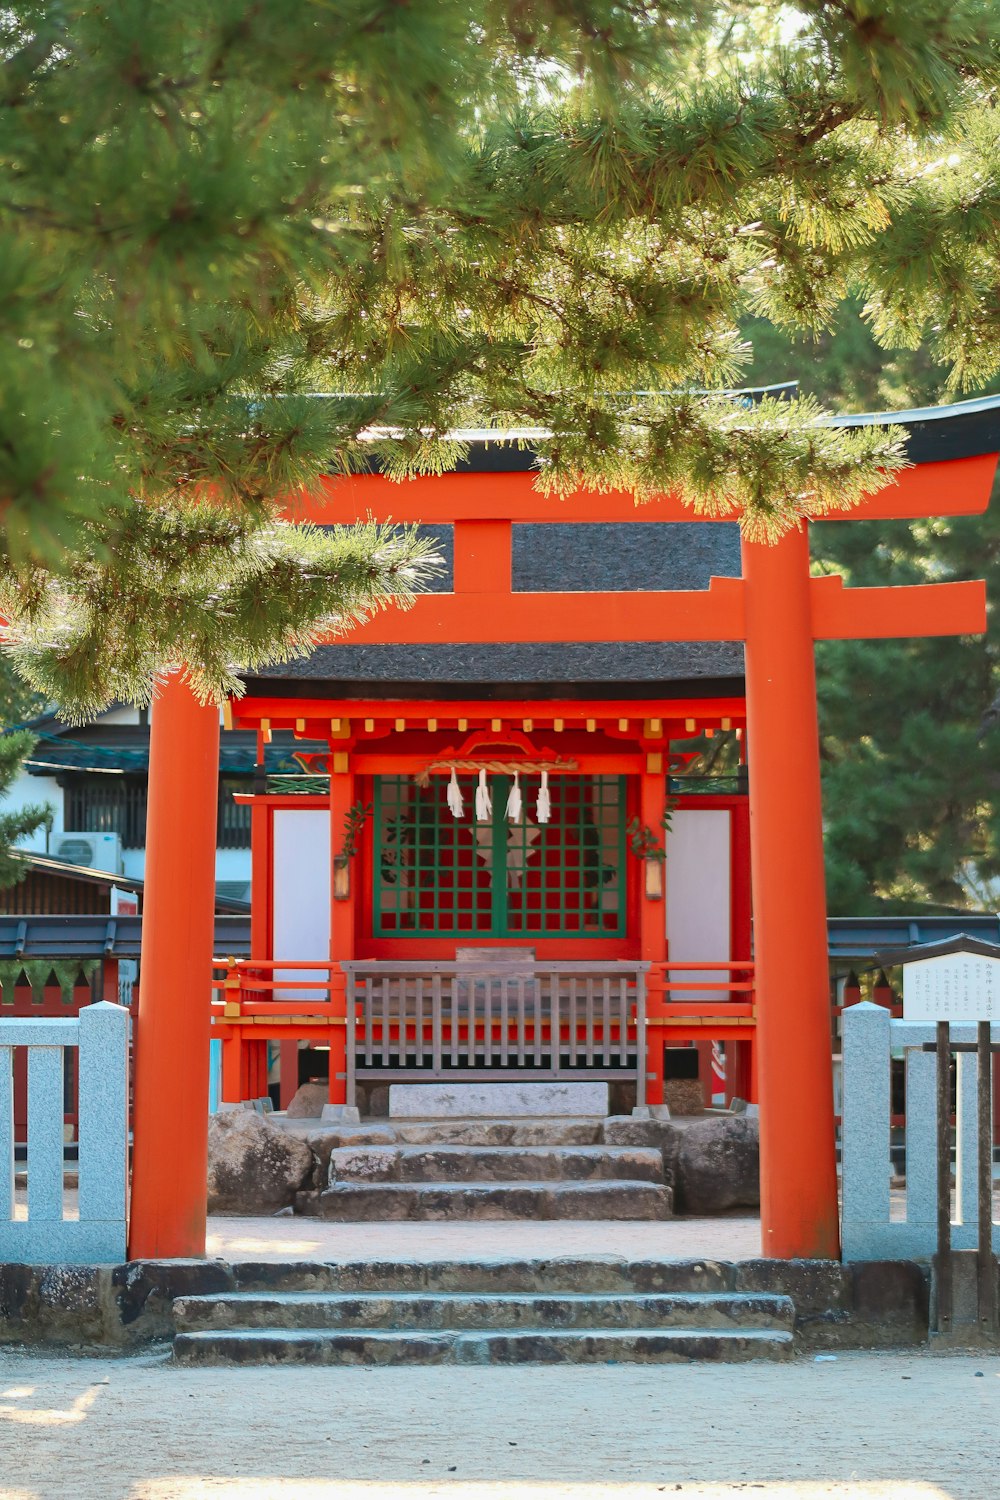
[327,1144,665,1186]
[393,1117,605,1147]
[173,1290,795,1335]
[313,1179,674,1221]
[172,1325,794,1365]
[224,1255,734,1295]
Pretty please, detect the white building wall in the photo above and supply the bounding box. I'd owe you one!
[665,808,732,998]
[5,762,251,890]
[119,845,251,885]
[4,766,63,852]
[272,808,331,995]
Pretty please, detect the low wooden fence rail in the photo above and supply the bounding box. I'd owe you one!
[0,1002,129,1264]
[340,961,648,1110]
[211,957,763,1108]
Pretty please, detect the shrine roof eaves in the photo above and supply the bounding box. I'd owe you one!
[332,391,1000,474]
[875,933,1000,966]
[245,641,745,692]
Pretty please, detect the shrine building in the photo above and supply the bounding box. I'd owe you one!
[127,394,1000,1265]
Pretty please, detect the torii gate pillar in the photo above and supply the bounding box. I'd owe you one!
[742,525,840,1259]
[128,672,220,1259]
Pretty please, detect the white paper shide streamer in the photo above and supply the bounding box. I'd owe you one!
[536,770,551,824]
[505,770,522,822]
[447,768,464,819]
[475,769,492,822]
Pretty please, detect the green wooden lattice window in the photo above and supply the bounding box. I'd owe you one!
[374,774,625,938]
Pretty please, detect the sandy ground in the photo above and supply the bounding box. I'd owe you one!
[0,1347,997,1500]
[204,1214,764,1263]
[13,1189,765,1259]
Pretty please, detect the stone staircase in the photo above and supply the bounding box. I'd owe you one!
[291,1115,675,1222]
[315,1143,671,1222]
[171,1258,796,1365]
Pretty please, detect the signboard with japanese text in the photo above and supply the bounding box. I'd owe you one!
[902,951,1000,1022]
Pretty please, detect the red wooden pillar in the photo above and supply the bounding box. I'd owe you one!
[639,754,669,1107]
[726,798,755,1104]
[101,955,120,1003]
[328,762,358,1106]
[741,525,840,1260]
[129,671,220,1260]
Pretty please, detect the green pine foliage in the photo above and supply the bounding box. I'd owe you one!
[0,729,50,889]
[0,655,45,727]
[817,510,1000,914]
[2,3,1000,713]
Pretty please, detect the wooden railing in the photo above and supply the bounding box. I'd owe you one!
[341,960,648,1109]
[648,961,755,1028]
[210,956,756,1109]
[211,958,340,1018]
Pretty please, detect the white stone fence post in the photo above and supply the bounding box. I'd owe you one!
[0,1001,129,1264]
[841,1000,999,1261]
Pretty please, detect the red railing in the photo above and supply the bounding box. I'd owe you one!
[211,958,343,1018]
[648,961,755,1011]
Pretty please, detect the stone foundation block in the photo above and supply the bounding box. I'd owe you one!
[388,1082,609,1118]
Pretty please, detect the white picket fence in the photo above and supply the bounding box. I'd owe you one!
[0,1002,129,1264]
[841,1001,1000,1261]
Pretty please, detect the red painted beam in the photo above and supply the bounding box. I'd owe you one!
[286,452,998,526]
[810,575,987,640]
[323,578,745,646]
[230,696,748,728]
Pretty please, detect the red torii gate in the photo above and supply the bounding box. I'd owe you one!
[126,427,998,1263]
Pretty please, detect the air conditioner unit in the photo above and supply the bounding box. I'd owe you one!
[54,831,124,876]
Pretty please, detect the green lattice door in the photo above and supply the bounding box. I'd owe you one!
[374,774,625,938]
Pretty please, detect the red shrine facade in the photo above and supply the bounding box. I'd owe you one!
[127,396,1000,1265]
[222,693,754,1114]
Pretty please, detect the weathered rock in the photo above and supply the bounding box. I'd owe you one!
[673,1114,759,1215]
[208,1110,313,1213]
[285,1083,328,1119]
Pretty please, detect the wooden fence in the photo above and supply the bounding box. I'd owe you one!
[341,960,648,1109]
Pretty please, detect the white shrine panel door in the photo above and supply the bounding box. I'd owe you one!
[272,808,331,998]
[664,808,731,999]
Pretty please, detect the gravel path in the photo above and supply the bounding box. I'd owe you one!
[1,1347,997,1500]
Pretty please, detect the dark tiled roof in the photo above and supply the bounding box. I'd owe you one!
[251,522,744,694]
